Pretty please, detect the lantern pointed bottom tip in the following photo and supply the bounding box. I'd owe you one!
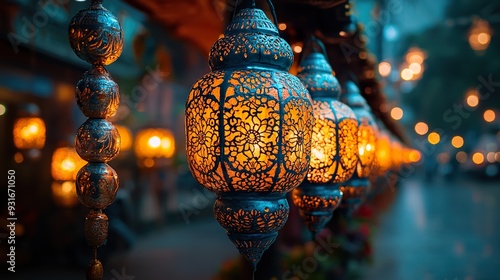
[227,232,278,271]
[299,211,333,239]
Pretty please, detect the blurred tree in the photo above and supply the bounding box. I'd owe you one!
[400,0,500,136]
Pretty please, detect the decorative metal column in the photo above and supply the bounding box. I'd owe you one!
[68,1,123,279]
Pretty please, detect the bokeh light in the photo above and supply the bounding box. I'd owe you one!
[378,62,392,77]
[414,122,429,135]
[456,151,467,163]
[483,109,495,122]
[390,107,404,120]
[401,68,413,81]
[451,136,464,148]
[428,132,440,145]
[0,104,6,116]
[472,152,484,165]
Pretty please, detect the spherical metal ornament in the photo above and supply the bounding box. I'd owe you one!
[75,118,121,163]
[85,211,108,248]
[186,7,314,269]
[338,81,378,212]
[293,49,358,237]
[68,1,123,65]
[76,163,119,209]
[76,66,120,119]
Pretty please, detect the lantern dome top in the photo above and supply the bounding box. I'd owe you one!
[209,8,294,71]
[340,81,369,109]
[297,51,341,99]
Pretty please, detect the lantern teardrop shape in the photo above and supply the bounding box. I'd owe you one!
[185,6,314,269]
[293,48,358,238]
[338,81,378,213]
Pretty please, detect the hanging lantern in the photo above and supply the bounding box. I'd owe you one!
[134,128,175,159]
[68,0,123,278]
[13,117,46,150]
[338,81,378,212]
[115,124,133,152]
[52,147,87,181]
[391,139,404,171]
[374,130,392,176]
[185,1,313,270]
[291,40,358,237]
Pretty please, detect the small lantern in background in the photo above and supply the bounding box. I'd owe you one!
[338,81,378,213]
[135,128,175,167]
[13,104,46,150]
[374,130,392,176]
[115,124,133,152]
[293,39,358,238]
[51,147,86,181]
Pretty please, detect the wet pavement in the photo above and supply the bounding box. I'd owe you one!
[364,177,500,280]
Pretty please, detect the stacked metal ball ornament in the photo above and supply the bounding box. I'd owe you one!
[68,0,123,279]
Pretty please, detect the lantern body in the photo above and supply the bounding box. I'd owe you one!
[292,52,358,236]
[13,117,46,150]
[374,131,392,176]
[338,81,378,212]
[134,128,175,159]
[186,8,313,268]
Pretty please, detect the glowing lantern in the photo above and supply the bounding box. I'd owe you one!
[185,3,313,269]
[391,140,404,170]
[135,128,175,160]
[52,181,78,207]
[52,147,87,181]
[13,117,46,150]
[374,131,392,176]
[291,41,358,236]
[115,124,132,152]
[338,81,378,212]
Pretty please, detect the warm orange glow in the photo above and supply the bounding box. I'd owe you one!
[483,109,496,122]
[472,152,484,165]
[409,62,422,75]
[115,124,132,152]
[13,117,46,149]
[356,119,377,177]
[466,94,479,107]
[278,23,287,31]
[51,181,78,207]
[375,133,392,175]
[409,150,421,163]
[390,107,404,120]
[293,44,303,53]
[456,151,467,163]
[378,62,392,77]
[451,136,464,148]
[391,141,404,169]
[0,104,5,116]
[135,128,175,159]
[469,19,492,51]
[414,122,429,135]
[51,147,86,181]
[14,152,24,163]
[307,100,358,184]
[401,68,414,81]
[406,48,425,64]
[495,152,500,162]
[428,132,440,145]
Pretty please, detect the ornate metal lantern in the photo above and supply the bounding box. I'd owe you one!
[185,1,314,270]
[338,81,378,212]
[292,41,358,237]
[68,0,123,278]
